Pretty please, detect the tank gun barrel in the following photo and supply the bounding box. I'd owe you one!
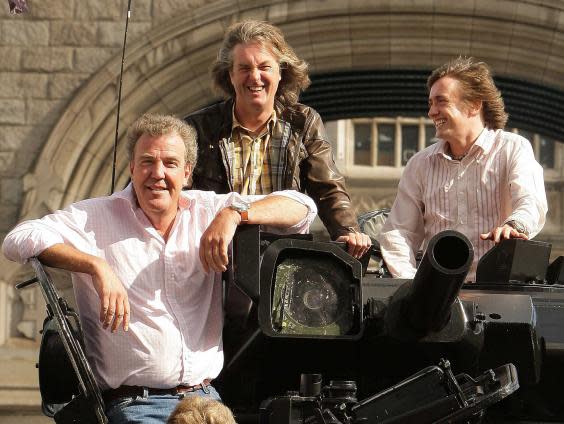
[406,230,474,333]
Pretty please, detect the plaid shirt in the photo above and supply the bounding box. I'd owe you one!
[231,109,276,195]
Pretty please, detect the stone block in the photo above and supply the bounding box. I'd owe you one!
[0,48,21,71]
[349,0,390,14]
[73,47,119,72]
[0,100,26,124]
[26,98,66,126]
[0,205,18,231]
[0,73,48,98]
[0,126,31,151]
[28,0,75,19]
[14,140,43,176]
[48,73,89,98]
[132,0,152,20]
[266,2,288,23]
[22,48,73,72]
[0,153,16,173]
[473,0,516,20]
[1,178,23,206]
[50,22,98,46]
[154,0,208,19]
[98,21,152,47]
[542,54,564,89]
[74,0,123,19]
[2,21,49,46]
[305,0,345,16]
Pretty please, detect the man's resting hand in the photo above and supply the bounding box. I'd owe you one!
[336,231,372,258]
[91,258,130,333]
[480,224,528,244]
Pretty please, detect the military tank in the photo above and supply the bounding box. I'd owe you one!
[16,224,564,423]
[219,225,564,424]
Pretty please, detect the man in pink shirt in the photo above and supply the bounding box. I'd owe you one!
[378,57,547,280]
[2,113,317,423]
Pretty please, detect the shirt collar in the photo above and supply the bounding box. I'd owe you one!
[433,127,492,159]
[231,105,277,134]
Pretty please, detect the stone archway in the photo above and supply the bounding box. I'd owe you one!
[20,0,564,222]
[5,0,564,341]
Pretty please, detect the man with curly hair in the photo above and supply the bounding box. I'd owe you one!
[378,57,547,280]
[3,113,317,423]
[185,20,370,258]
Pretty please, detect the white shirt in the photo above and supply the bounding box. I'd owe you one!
[378,128,547,281]
[2,185,317,390]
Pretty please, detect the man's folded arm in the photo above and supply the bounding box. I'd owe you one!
[2,212,130,333]
[200,190,317,273]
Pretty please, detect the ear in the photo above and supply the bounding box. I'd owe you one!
[467,100,482,117]
[129,160,134,175]
[183,163,192,186]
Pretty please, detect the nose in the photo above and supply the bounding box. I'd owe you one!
[151,161,165,179]
[428,102,437,119]
[250,67,261,81]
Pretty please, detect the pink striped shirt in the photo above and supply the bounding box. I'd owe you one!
[2,185,317,389]
[378,128,547,281]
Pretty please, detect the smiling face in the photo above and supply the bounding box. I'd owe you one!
[428,76,480,144]
[129,132,191,228]
[229,42,281,116]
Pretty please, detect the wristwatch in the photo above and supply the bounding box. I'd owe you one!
[504,220,528,236]
[229,199,251,224]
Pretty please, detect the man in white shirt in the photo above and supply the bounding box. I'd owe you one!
[2,113,317,423]
[378,57,547,280]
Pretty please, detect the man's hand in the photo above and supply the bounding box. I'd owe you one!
[480,224,529,244]
[38,244,130,333]
[336,231,372,258]
[91,259,130,333]
[199,208,240,273]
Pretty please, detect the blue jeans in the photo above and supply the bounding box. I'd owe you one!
[105,386,221,424]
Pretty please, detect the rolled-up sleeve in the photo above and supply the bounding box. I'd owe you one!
[2,206,90,264]
[377,156,425,278]
[504,137,547,237]
[262,190,317,233]
[211,190,317,234]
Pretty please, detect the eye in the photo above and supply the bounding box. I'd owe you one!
[165,159,181,168]
[260,65,272,71]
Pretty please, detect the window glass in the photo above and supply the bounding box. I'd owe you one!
[402,125,418,165]
[425,125,437,146]
[353,123,372,166]
[377,124,395,166]
[539,136,555,169]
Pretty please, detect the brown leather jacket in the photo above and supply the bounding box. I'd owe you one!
[184,99,359,239]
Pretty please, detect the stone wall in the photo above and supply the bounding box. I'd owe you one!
[0,0,214,243]
[1,0,564,347]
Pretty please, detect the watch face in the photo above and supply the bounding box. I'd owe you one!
[231,199,250,212]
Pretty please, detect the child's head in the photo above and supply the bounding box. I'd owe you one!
[167,396,236,424]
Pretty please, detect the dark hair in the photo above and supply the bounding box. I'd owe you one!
[211,20,311,106]
[427,57,508,129]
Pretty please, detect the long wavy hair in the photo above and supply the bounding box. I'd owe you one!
[211,20,311,106]
[427,57,508,129]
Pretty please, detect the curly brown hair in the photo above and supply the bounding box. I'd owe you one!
[211,20,311,106]
[427,57,508,129]
[126,113,197,167]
